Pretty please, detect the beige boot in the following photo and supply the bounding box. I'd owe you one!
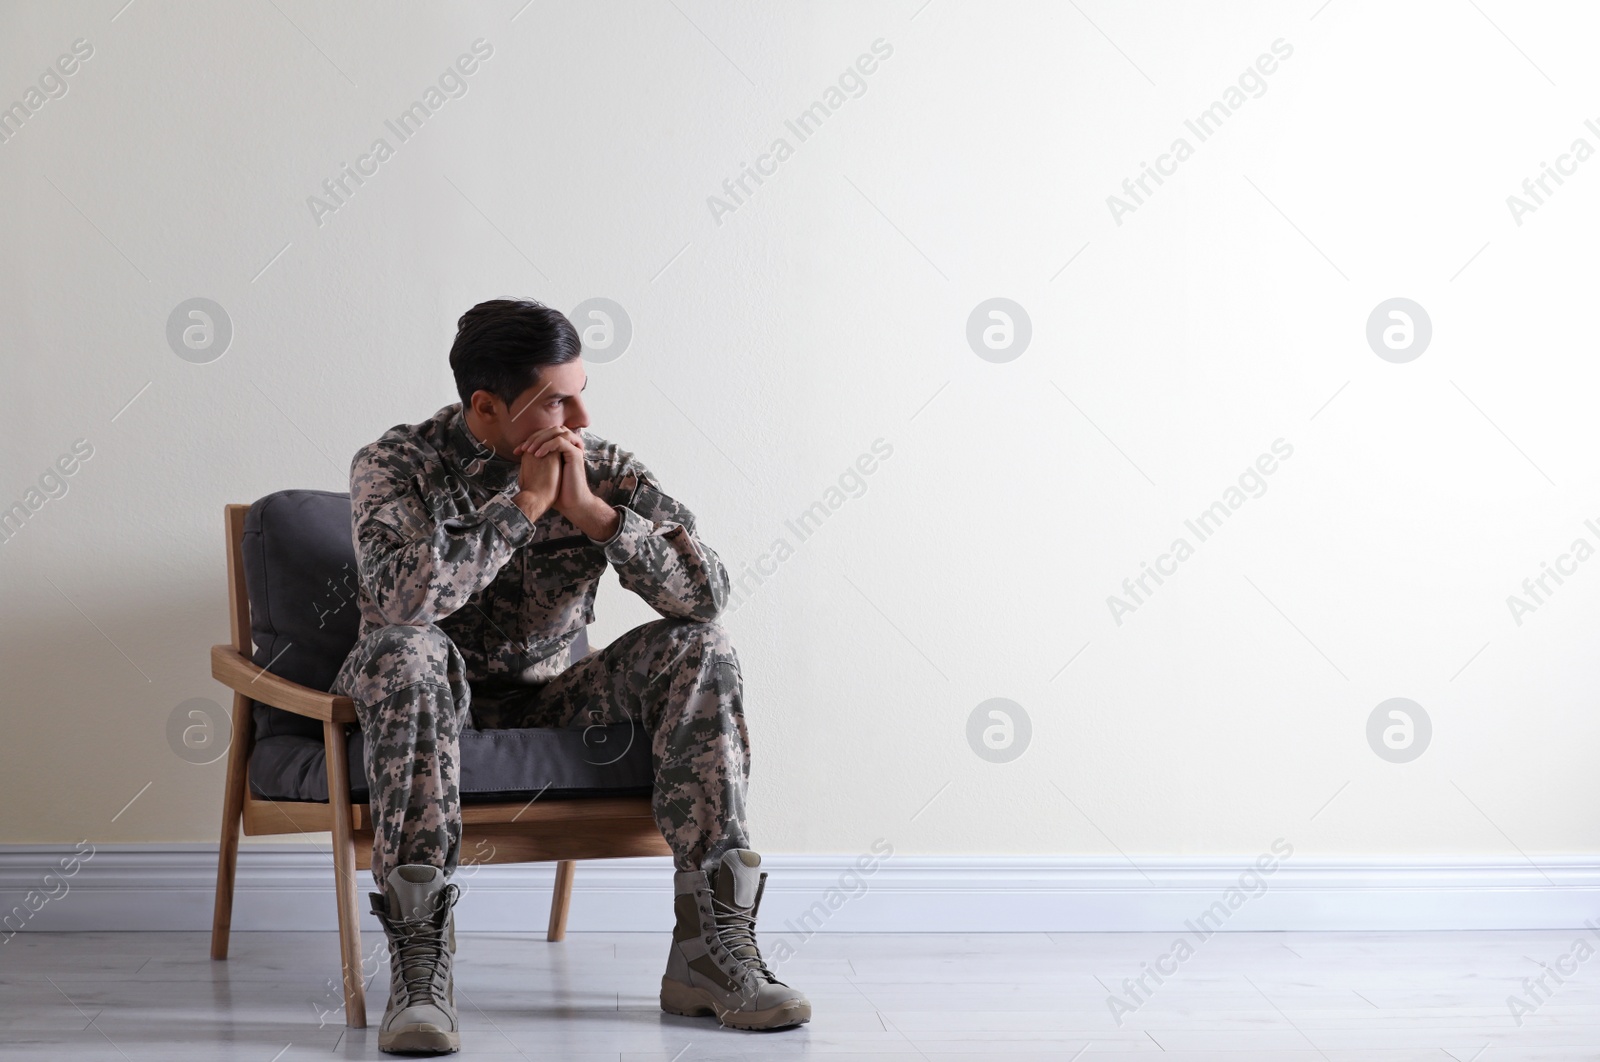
[370,865,461,1055]
[660,849,811,1030]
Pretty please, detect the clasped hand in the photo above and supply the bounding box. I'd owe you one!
[511,426,618,541]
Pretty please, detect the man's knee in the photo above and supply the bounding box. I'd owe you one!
[358,622,456,685]
[648,619,740,693]
[653,618,737,659]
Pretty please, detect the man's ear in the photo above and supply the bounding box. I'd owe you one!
[468,389,499,421]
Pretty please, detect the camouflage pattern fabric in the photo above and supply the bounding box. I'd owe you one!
[328,403,745,886]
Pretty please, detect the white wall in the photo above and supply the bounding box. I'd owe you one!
[2,0,1598,867]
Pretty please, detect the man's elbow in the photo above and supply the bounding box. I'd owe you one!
[696,569,731,621]
[659,580,727,623]
[655,595,722,624]
[688,593,726,623]
[374,605,441,628]
[371,587,448,628]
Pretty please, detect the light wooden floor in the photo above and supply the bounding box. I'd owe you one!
[3,929,1598,1059]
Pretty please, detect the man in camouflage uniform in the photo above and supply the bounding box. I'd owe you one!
[330,299,808,1054]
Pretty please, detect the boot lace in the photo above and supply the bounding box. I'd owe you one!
[709,893,778,986]
[385,884,458,1007]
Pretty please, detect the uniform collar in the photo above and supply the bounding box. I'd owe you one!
[442,404,519,491]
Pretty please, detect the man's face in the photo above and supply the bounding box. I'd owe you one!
[470,358,590,457]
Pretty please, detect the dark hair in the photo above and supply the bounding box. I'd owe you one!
[448,298,581,409]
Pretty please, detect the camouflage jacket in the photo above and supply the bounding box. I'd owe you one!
[343,402,731,683]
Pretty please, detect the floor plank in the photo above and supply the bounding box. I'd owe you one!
[1,929,1595,1058]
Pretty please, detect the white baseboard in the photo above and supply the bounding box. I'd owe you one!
[4,843,1600,935]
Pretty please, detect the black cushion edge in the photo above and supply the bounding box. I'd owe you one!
[248,723,655,804]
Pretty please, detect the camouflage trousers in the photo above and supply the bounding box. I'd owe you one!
[328,619,751,888]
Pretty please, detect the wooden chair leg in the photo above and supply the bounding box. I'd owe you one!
[324,719,368,1029]
[210,692,253,961]
[547,860,576,942]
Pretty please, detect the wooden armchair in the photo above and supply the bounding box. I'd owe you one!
[208,493,669,1029]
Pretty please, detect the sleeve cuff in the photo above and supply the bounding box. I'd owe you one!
[482,490,536,548]
[595,504,648,559]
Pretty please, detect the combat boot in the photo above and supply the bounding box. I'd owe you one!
[370,864,461,1054]
[660,849,811,1030]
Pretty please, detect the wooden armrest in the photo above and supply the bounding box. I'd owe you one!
[210,644,358,723]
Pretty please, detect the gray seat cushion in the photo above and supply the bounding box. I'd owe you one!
[249,725,653,803]
[241,489,366,742]
[239,488,651,803]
